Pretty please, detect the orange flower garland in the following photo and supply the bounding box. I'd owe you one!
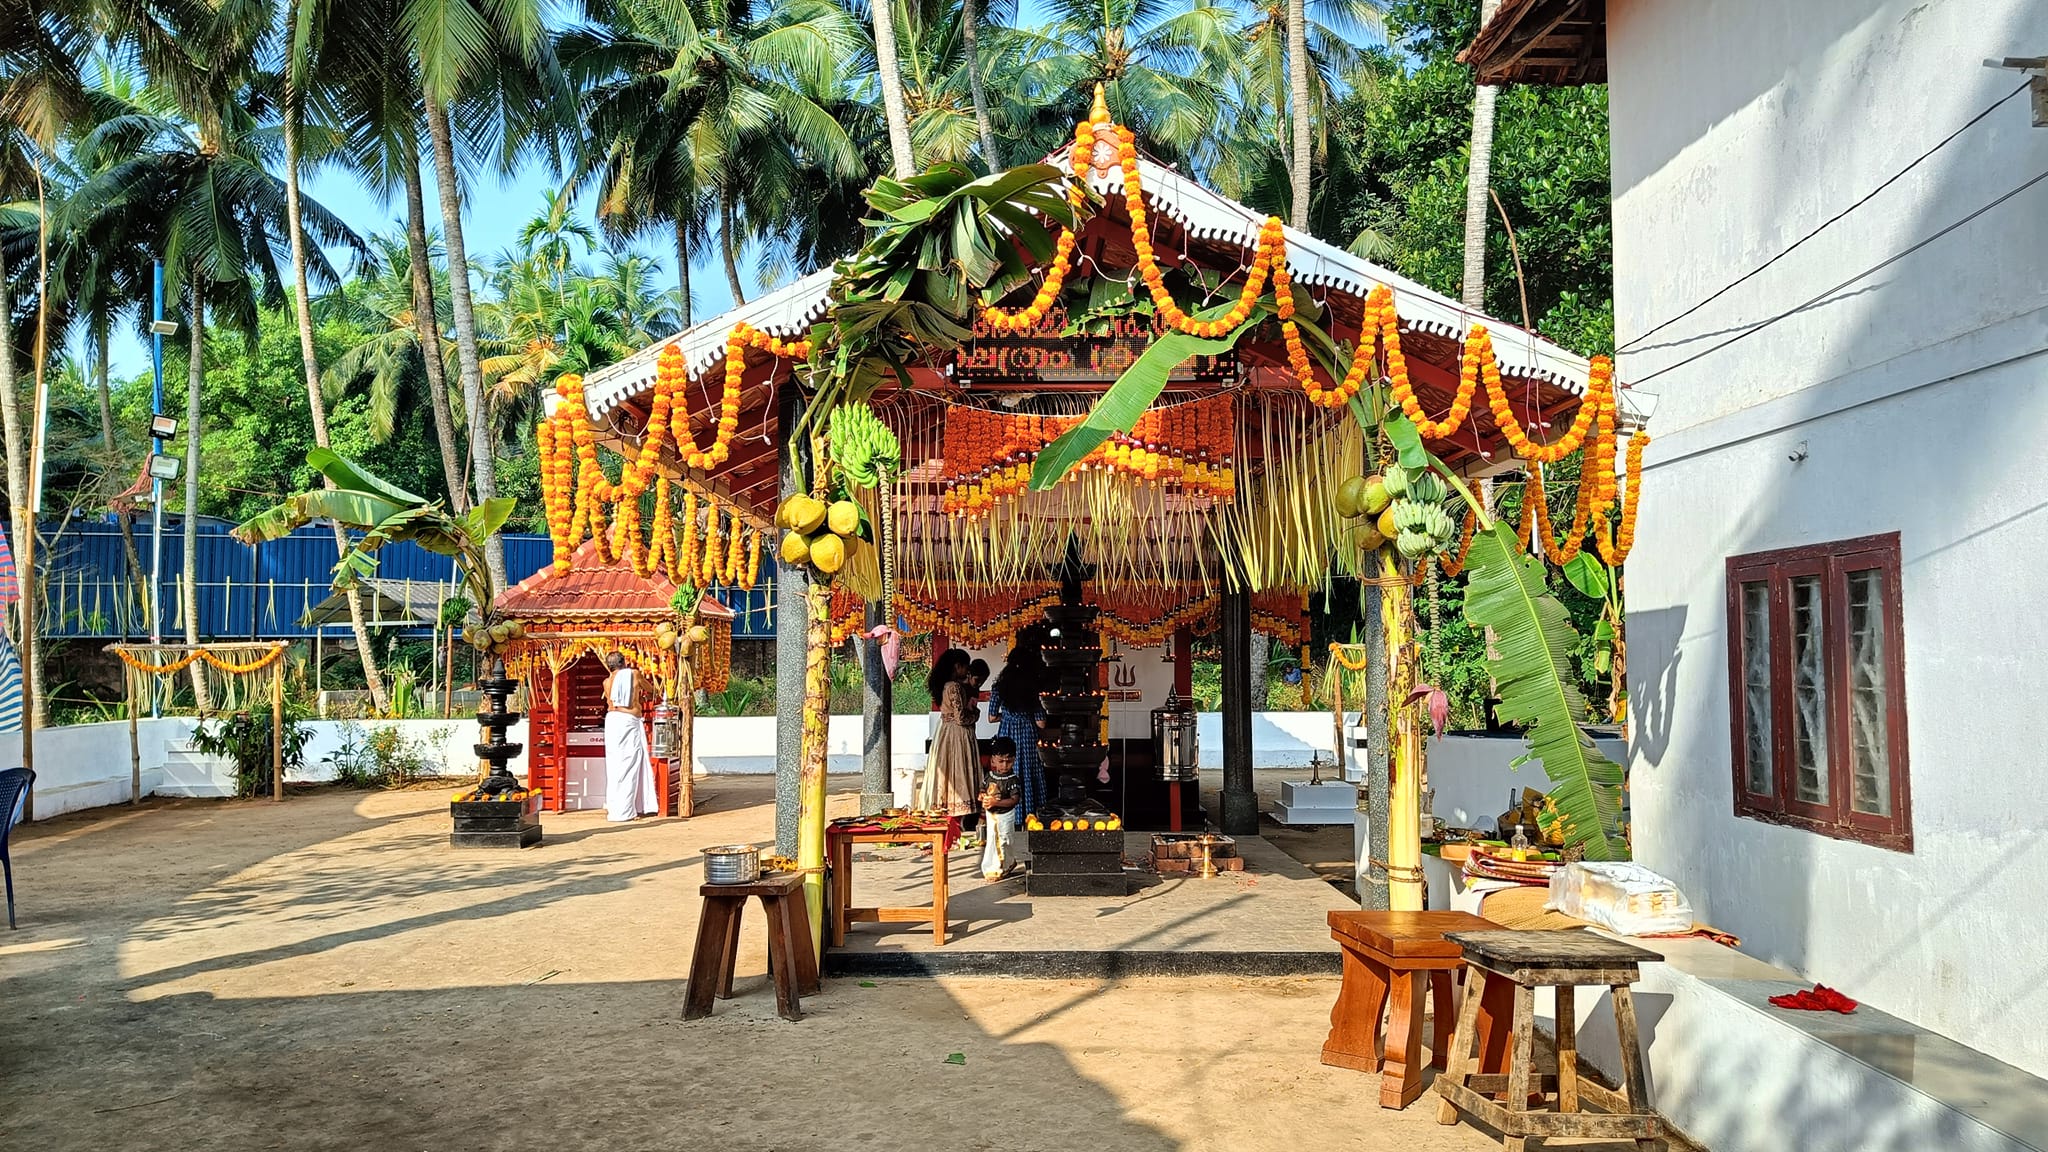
[981,110,1094,332]
[1486,350,1613,465]
[699,499,721,587]
[1597,432,1648,566]
[1392,312,1481,439]
[640,477,678,580]
[742,529,763,588]
[678,491,700,580]
[1439,506,1480,577]
[721,509,746,586]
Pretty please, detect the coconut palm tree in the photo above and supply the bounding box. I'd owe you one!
[65,68,369,709]
[407,0,557,595]
[870,0,916,177]
[1461,0,1504,308]
[320,230,460,445]
[1004,0,1242,166]
[517,187,598,290]
[282,0,399,712]
[563,0,868,307]
[1227,0,1383,228]
[312,0,472,513]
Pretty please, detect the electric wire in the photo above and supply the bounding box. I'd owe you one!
[1631,163,2048,388]
[1619,81,2031,353]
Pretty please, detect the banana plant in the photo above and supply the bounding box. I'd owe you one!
[1461,524,1629,859]
[232,448,517,619]
[798,160,1089,457]
[1386,415,1629,859]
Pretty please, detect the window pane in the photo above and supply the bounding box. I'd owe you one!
[1846,569,1892,816]
[1740,581,1774,796]
[1791,575,1830,804]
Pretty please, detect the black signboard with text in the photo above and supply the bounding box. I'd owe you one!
[957,309,1238,385]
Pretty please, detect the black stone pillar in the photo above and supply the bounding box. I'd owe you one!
[773,389,806,856]
[859,601,893,815]
[1219,589,1258,835]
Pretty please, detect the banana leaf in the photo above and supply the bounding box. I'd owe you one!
[1029,302,1254,490]
[1460,522,1629,860]
[307,446,426,505]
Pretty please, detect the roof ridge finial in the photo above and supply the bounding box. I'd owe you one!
[1089,83,1111,126]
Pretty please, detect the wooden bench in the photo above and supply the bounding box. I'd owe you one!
[1436,929,1665,1151]
[1324,909,1510,1108]
[684,870,820,1022]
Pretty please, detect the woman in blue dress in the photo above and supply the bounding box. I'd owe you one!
[988,626,1049,818]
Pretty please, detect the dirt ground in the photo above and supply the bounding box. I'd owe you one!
[0,777,1645,1151]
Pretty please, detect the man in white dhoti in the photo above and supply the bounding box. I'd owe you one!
[602,653,658,821]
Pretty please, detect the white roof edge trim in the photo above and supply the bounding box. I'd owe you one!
[582,160,1651,426]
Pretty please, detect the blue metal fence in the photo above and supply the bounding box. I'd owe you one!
[28,517,778,640]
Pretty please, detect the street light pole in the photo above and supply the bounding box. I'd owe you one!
[149,260,165,717]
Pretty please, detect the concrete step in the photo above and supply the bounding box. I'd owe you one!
[156,748,236,797]
[1569,937,2048,1152]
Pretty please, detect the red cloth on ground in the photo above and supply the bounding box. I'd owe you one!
[1768,984,1857,1013]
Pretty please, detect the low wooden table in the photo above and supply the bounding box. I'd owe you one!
[827,824,951,947]
[684,870,820,1022]
[1324,910,1511,1108]
[1436,929,1665,1151]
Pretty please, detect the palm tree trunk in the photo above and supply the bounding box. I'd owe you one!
[1286,0,1313,231]
[871,0,916,178]
[286,106,392,714]
[183,288,213,712]
[963,0,999,168]
[0,244,26,634]
[424,95,508,598]
[719,187,746,306]
[674,219,693,329]
[96,327,148,636]
[1460,0,1504,309]
[402,144,468,514]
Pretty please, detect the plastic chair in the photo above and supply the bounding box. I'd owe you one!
[0,766,32,929]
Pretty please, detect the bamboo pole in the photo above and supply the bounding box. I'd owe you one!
[1381,551,1424,911]
[271,656,284,802]
[796,579,833,962]
[676,649,696,820]
[126,663,140,805]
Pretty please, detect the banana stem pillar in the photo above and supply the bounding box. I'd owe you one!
[796,580,833,961]
[1381,550,1425,911]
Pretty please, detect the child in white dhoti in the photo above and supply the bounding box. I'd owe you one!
[602,653,658,822]
[980,737,1022,880]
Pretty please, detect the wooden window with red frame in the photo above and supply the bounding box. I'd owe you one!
[1725,532,1912,851]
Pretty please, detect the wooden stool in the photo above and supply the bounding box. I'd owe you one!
[1435,929,1664,1151]
[1323,910,1507,1108]
[684,870,821,1022]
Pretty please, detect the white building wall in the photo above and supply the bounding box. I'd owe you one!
[1610,0,2048,1076]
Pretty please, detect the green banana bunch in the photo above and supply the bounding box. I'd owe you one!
[829,402,901,488]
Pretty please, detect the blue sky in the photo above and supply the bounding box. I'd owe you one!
[98,158,742,382]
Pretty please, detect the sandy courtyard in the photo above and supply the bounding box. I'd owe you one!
[0,777,1643,1151]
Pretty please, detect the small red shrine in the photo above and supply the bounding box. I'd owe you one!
[495,539,733,816]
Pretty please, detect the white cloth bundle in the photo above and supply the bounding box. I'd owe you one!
[1545,861,1693,937]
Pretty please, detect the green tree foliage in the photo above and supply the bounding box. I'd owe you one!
[1327,0,1613,355]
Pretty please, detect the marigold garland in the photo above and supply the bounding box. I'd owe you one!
[1329,643,1370,673]
[1392,310,1480,439]
[1486,345,1614,465]
[721,509,746,586]
[742,530,763,588]
[699,499,722,587]
[1597,432,1648,566]
[115,645,284,676]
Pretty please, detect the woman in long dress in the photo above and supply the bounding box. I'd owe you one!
[602,653,658,821]
[988,628,1048,819]
[917,648,981,817]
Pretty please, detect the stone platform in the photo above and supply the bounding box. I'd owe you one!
[823,830,1352,978]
